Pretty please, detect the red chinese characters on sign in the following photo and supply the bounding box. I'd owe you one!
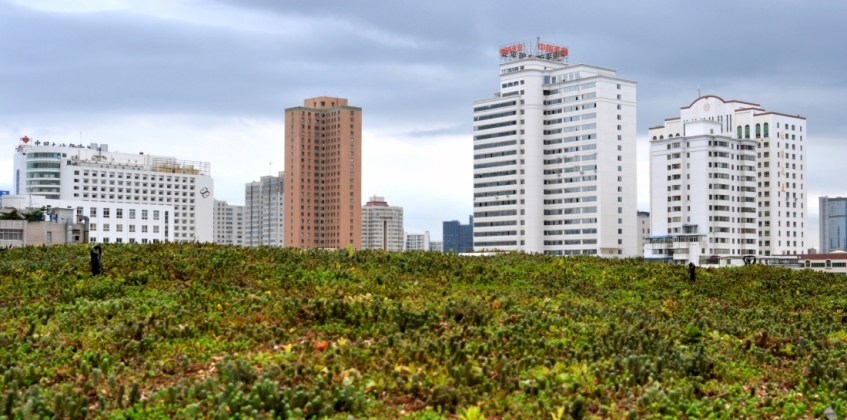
[499,43,524,56]
[538,42,568,56]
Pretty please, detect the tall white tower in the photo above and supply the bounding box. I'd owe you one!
[472,41,638,256]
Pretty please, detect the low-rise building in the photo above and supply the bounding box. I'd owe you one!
[405,231,430,251]
[799,251,847,275]
[1,194,172,244]
[429,241,443,252]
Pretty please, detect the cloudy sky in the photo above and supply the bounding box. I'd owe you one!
[2,0,846,246]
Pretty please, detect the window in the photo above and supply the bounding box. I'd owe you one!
[90,207,97,217]
[90,224,97,231]
[117,224,123,232]
[763,123,769,137]
[755,123,761,138]
[103,208,110,218]
[129,225,135,233]
[141,210,148,220]
[744,125,750,139]
[153,226,159,233]
[142,225,148,233]
[129,209,136,219]
[153,211,160,220]
[103,224,110,232]
[46,232,52,243]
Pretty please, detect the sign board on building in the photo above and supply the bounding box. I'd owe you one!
[0,191,9,196]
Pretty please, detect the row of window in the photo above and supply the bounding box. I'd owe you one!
[89,224,162,233]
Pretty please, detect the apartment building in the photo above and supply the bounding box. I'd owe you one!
[245,172,284,247]
[361,195,404,251]
[404,231,430,251]
[284,97,362,248]
[213,200,244,246]
[648,95,807,260]
[472,41,637,256]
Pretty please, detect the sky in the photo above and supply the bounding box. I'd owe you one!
[2,0,846,246]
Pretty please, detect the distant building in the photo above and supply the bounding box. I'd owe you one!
[637,211,650,257]
[2,194,171,244]
[819,197,847,253]
[429,241,443,252]
[213,200,245,246]
[405,231,430,251]
[443,216,473,253]
[799,251,847,274]
[808,248,817,254]
[245,172,284,247]
[361,195,404,251]
[12,139,214,242]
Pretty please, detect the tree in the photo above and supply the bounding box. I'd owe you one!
[0,209,24,220]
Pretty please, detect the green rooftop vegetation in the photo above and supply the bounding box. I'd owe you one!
[2,244,847,419]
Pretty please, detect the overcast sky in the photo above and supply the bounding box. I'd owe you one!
[2,0,846,246]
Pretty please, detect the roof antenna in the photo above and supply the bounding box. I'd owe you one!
[269,161,272,176]
[698,85,701,98]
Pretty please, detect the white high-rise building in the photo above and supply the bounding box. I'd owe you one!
[12,140,214,242]
[213,200,244,246]
[404,231,430,251]
[361,195,404,251]
[472,41,637,256]
[245,172,284,247]
[648,95,807,259]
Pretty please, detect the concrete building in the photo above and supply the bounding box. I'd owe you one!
[443,216,473,253]
[213,200,245,246]
[637,211,650,256]
[404,231,430,251]
[819,197,847,253]
[799,251,847,275]
[1,194,171,244]
[646,117,758,264]
[245,172,284,247]
[429,241,443,252]
[284,97,362,249]
[648,95,807,259]
[361,195,404,251]
[472,40,637,256]
[12,139,214,242]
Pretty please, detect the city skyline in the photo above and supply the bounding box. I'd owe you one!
[2,0,846,245]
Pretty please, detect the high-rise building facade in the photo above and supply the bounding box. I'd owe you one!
[648,95,807,258]
[361,195,404,251]
[472,41,637,256]
[646,118,758,264]
[404,231,430,251]
[443,216,473,253]
[213,200,244,246]
[245,172,284,247]
[284,97,362,248]
[637,211,650,256]
[819,197,847,253]
[12,140,214,242]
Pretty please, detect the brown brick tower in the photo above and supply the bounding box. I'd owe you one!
[284,97,362,248]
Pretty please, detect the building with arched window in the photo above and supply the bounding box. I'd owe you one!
[799,251,847,275]
[647,95,808,261]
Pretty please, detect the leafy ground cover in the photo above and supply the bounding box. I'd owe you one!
[2,244,847,419]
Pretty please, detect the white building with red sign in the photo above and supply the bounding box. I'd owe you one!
[472,40,638,256]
